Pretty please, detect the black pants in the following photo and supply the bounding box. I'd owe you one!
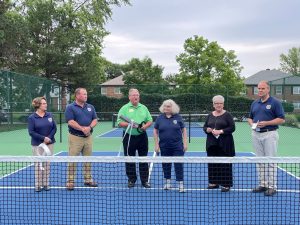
[123,132,149,183]
[207,145,233,187]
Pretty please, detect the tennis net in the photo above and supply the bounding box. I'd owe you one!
[0,156,299,225]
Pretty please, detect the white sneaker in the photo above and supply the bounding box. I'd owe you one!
[163,179,171,190]
[178,181,185,193]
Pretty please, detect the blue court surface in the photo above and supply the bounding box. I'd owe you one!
[0,152,299,225]
[98,127,206,138]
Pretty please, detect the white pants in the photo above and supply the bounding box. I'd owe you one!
[32,144,54,188]
[251,130,279,189]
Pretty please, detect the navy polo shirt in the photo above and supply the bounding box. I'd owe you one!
[28,112,57,146]
[65,101,97,136]
[249,96,285,130]
[154,113,185,149]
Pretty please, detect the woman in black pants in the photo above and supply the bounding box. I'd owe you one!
[203,95,235,192]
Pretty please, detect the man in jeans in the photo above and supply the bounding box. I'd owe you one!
[248,81,285,196]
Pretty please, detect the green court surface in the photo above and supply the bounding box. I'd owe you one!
[0,122,299,156]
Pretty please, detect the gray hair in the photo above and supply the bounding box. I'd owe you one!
[212,95,225,103]
[129,88,139,96]
[159,99,180,114]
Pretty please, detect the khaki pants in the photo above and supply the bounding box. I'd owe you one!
[32,144,54,188]
[67,134,93,183]
[252,130,279,189]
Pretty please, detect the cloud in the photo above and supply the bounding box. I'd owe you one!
[103,0,300,77]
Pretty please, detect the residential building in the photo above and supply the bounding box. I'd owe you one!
[244,69,300,111]
[100,75,124,98]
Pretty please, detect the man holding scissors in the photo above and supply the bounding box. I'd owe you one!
[117,88,153,188]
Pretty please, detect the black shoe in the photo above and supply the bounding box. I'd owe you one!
[264,188,276,196]
[84,181,98,187]
[44,186,50,191]
[128,181,135,188]
[142,182,151,188]
[252,186,268,193]
[207,184,219,189]
[221,187,230,192]
[35,187,43,192]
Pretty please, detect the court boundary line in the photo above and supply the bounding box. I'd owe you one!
[96,128,119,138]
[0,186,298,193]
[0,151,64,180]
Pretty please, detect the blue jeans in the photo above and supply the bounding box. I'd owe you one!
[160,147,184,181]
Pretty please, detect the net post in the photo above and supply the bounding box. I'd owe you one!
[188,112,191,143]
[59,111,62,143]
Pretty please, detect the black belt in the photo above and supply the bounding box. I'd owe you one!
[69,132,88,138]
[257,128,276,133]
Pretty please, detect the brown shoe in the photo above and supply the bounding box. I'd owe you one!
[66,182,74,191]
[84,181,98,187]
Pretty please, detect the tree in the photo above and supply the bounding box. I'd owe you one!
[175,35,244,95]
[1,0,130,87]
[122,57,169,94]
[280,47,300,76]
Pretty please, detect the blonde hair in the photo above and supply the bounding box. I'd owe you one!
[159,99,180,114]
[212,95,225,103]
[32,97,46,110]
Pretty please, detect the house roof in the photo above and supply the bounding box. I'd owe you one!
[101,75,124,86]
[244,69,290,85]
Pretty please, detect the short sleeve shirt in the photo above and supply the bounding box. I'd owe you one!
[65,102,97,136]
[117,102,152,135]
[249,96,285,130]
[154,113,185,149]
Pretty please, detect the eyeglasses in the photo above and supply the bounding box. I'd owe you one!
[213,102,223,105]
[41,103,47,105]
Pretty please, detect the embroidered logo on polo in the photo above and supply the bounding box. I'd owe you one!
[173,120,177,124]
[87,107,92,112]
[266,105,271,110]
[48,118,52,122]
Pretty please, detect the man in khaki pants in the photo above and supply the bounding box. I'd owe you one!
[248,81,285,196]
[65,88,98,190]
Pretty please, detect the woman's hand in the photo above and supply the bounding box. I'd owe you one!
[206,127,213,133]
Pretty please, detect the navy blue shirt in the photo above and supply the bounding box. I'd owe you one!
[65,102,97,136]
[28,112,57,146]
[154,113,185,149]
[249,96,285,130]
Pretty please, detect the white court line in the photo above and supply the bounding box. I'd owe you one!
[0,151,64,180]
[96,128,119,138]
[0,186,299,193]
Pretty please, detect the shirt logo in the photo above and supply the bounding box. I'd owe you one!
[266,105,271,110]
[48,118,53,123]
[129,109,134,113]
[173,120,177,125]
[87,107,92,112]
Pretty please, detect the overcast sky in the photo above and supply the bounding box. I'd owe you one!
[102,0,300,78]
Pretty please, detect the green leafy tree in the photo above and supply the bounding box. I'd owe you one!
[280,47,300,76]
[175,35,244,95]
[1,0,130,86]
[122,57,169,94]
